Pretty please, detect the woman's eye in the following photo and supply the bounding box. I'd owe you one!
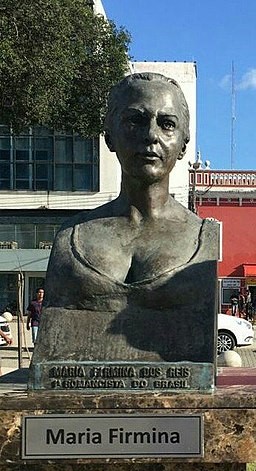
[129,117,141,125]
[161,120,175,130]
[127,114,147,126]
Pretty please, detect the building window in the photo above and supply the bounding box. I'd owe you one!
[222,288,239,305]
[0,223,60,249]
[0,126,99,191]
[221,279,241,305]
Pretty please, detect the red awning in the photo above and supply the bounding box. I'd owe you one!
[243,264,256,277]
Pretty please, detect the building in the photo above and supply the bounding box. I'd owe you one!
[191,168,256,312]
[0,1,196,313]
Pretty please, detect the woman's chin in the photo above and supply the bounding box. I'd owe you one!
[136,165,168,183]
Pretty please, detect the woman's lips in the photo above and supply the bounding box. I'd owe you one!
[135,152,161,161]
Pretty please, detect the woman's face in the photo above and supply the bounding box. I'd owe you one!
[108,80,187,183]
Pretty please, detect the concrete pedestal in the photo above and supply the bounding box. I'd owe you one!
[0,375,255,470]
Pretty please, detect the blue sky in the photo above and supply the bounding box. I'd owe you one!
[103,0,256,170]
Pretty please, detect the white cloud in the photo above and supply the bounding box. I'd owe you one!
[236,68,256,90]
[219,68,256,91]
[219,74,231,89]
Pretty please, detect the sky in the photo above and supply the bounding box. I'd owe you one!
[103,0,256,170]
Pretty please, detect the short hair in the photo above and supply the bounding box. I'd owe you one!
[104,72,190,145]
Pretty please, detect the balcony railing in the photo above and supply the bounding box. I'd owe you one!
[189,170,256,187]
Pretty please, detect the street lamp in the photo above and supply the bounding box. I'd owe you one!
[188,151,210,213]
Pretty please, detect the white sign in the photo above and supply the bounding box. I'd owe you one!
[22,414,203,459]
[222,279,240,289]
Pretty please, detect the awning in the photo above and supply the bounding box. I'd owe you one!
[243,264,256,277]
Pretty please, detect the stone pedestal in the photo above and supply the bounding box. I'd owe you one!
[0,380,255,470]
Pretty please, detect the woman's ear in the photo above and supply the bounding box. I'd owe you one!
[104,132,115,152]
[177,142,187,160]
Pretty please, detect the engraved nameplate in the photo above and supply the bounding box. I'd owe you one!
[32,362,214,391]
[22,414,204,459]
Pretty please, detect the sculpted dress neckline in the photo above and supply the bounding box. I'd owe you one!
[70,216,206,290]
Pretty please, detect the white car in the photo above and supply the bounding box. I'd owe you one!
[217,313,254,354]
[0,314,12,346]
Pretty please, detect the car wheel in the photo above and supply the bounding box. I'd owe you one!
[217,330,236,354]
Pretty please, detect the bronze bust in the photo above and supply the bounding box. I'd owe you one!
[30,73,217,385]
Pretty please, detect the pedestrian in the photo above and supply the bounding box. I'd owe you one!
[0,329,13,376]
[230,292,239,316]
[245,289,252,321]
[238,291,245,318]
[26,288,44,344]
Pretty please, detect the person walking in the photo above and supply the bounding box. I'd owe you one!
[26,288,44,344]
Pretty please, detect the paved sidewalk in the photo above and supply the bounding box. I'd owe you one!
[235,324,256,367]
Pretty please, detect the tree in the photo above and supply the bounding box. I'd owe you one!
[0,0,131,136]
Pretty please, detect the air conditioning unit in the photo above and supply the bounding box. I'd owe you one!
[39,241,53,249]
[0,241,18,249]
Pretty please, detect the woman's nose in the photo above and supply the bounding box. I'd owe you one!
[144,119,159,145]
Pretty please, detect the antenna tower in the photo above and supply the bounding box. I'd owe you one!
[230,61,236,169]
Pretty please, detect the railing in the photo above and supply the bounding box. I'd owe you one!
[189,170,256,187]
[0,241,18,249]
[38,241,53,249]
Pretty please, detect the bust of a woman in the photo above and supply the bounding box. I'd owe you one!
[33,73,218,371]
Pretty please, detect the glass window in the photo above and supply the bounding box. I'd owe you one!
[16,150,30,160]
[35,164,49,180]
[16,163,30,179]
[35,150,50,160]
[0,137,10,152]
[16,224,35,248]
[0,225,15,242]
[34,135,53,164]
[222,288,239,304]
[0,149,10,160]
[74,137,93,163]
[16,180,30,190]
[36,225,56,247]
[0,163,10,178]
[55,136,73,163]
[0,127,99,191]
[15,137,30,150]
[55,164,72,190]
[74,165,93,190]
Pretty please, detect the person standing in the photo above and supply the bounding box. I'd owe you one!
[245,289,252,321]
[26,288,44,344]
[0,329,13,375]
[230,293,239,316]
[238,291,245,318]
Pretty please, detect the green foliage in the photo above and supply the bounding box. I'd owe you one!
[247,464,256,471]
[0,0,131,135]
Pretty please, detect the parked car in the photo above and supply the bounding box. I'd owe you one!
[0,314,12,346]
[217,313,254,354]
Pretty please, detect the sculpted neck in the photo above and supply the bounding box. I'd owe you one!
[119,173,170,220]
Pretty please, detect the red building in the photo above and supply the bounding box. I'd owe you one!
[190,169,256,312]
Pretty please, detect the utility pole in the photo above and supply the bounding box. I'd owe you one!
[17,272,24,368]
